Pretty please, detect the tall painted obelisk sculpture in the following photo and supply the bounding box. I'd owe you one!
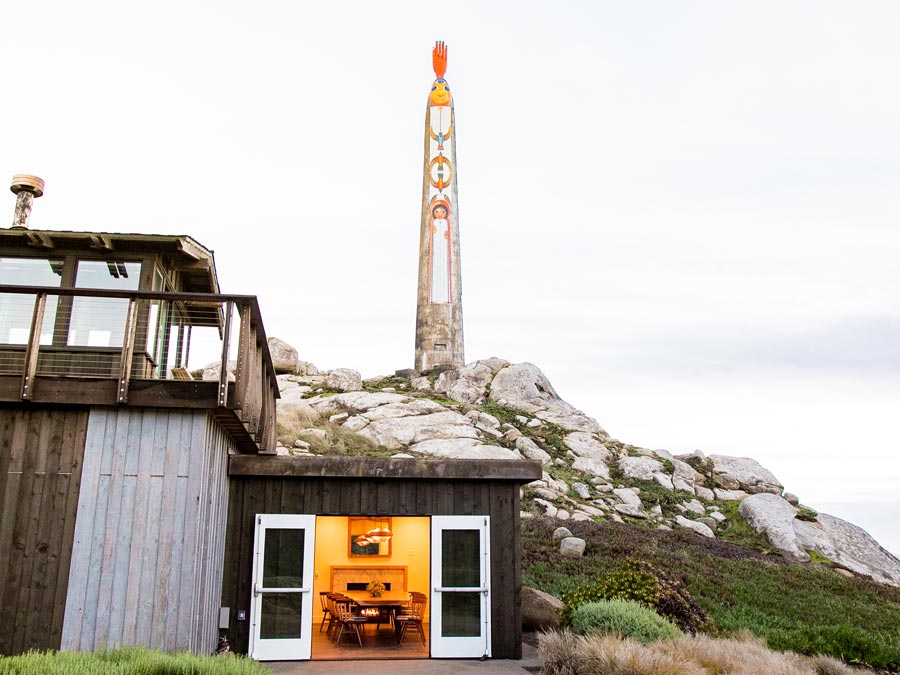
[415,41,465,371]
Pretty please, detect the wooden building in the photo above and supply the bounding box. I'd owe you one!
[0,220,278,656]
[223,456,540,660]
[0,179,541,661]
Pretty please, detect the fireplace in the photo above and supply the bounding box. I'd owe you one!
[330,565,408,593]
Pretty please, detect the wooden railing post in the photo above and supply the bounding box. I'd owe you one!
[218,301,234,407]
[256,369,269,444]
[21,292,47,400]
[233,302,251,412]
[117,297,139,403]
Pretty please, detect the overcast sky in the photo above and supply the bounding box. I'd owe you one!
[3,1,898,556]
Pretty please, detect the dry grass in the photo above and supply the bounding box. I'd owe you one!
[806,654,855,675]
[538,630,876,675]
[275,406,319,446]
[539,630,580,675]
[575,633,706,675]
[657,633,810,675]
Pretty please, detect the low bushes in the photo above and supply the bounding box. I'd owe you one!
[538,630,867,675]
[559,558,711,633]
[0,647,267,675]
[571,599,681,644]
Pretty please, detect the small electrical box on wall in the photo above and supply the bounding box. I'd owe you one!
[237,610,246,621]
[219,607,230,629]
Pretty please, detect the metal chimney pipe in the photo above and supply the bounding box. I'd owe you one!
[10,174,45,229]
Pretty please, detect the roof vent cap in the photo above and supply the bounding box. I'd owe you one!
[9,174,44,229]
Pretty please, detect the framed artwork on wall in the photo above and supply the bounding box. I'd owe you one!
[348,517,392,558]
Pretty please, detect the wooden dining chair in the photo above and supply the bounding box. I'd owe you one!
[396,594,427,645]
[319,591,332,632]
[333,599,367,647]
[324,593,345,636]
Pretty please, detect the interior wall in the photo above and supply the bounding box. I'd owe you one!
[313,516,430,621]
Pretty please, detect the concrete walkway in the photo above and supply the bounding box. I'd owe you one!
[264,643,541,675]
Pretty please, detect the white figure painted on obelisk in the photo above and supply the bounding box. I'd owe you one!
[429,198,451,302]
[415,41,464,371]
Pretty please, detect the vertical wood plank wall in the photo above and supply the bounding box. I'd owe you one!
[222,477,522,659]
[61,408,233,654]
[0,407,89,655]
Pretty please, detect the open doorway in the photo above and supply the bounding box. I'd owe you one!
[247,513,492,661]
[311,516,431,660]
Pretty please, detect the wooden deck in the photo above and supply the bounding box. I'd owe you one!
[0,285,279,454]
[311,621,429,660]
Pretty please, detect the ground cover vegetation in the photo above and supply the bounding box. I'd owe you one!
[0,648,267,675]
[523,518,900,671]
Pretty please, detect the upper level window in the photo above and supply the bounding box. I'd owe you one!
[67,260,141,347]
[0,257,63,344]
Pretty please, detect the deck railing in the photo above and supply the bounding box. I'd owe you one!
[0,284,279,452]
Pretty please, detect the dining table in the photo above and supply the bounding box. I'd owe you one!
[343,591,409,637]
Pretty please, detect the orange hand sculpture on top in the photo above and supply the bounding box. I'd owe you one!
[433,41,447,79]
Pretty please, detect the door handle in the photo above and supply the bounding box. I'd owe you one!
[433,587,488,594]
[254,584,310,596]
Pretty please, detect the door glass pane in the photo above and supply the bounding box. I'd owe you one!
[441,592,481,637]
[263,529,305,588]
[68,260,141,347]
[441,529,480,587]
[260,594,302,639]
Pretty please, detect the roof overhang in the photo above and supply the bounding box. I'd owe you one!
[0,228,219,293]
[229,455,543,482]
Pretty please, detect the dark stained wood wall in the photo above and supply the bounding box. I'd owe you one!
[0,407,89,655]
[222,476,523,659]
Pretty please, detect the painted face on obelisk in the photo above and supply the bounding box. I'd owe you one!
[429,79,451,107]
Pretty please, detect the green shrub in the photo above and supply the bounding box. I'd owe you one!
[559,559,711,634]
[572,599,682,643]
[629,481,689,512]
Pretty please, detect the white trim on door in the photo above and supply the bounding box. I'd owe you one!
[249,514,316,661]
[430,515,491,658]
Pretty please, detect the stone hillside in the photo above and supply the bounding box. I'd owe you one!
[266,338,900,589]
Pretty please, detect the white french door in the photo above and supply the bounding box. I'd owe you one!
[430,515,491,658]
[249,514,316,660]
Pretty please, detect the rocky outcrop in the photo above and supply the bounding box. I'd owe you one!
[304,389,515,459]
[267,337,299,374]
[739,493,810,561]
[275,375,318,420]
[270,341,899,587]
[796,514,900,587]
[326,368,362,392]
[489,363,607,434]
[434,358,507,404]
[709,454,783,495]
[738,494,900,585]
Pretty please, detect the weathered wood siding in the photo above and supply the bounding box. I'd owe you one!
[222,477,523,659]
[0,407,88,655]
[61,408,232,654]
